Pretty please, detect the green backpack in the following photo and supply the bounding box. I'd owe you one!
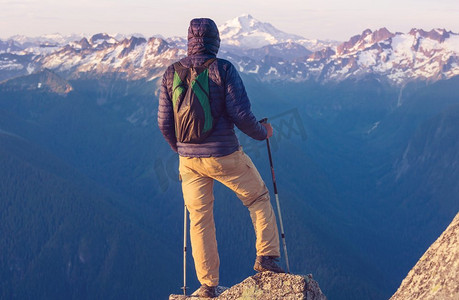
[172,58,217,143]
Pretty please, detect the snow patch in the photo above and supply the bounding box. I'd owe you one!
[0,60,23,70]
[443,34,459,53]
[26,64,34,74]
[266,67,278,75]
[358,50,378,67]
[247,65,260,73]
[336,66,350,75]
[391,34,416,61]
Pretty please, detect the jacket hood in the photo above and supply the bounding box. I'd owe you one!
[187,18,220,57]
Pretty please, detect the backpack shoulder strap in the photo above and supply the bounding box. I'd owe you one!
[202,58,217,68]
[172,61,190,84]
[172,61,186,71]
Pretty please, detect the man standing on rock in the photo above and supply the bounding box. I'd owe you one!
[158,18,284,298]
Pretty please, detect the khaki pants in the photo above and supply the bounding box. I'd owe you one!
[179,148,280,287]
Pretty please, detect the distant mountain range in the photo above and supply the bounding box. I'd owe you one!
[1,14,458,85]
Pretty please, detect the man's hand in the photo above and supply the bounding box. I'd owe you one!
[262,123,273,139]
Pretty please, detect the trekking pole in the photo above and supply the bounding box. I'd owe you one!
[182,204,188,295]
[259,118,291,273]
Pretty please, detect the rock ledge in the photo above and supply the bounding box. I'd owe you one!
[169,271,327,300]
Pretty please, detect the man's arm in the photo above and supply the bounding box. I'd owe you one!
[224,63,268,140]
[158,68,178,152]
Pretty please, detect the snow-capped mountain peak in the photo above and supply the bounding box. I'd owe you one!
[219,14,303,49]
[35,35,185,81]
[336,28,394,55]
[314,27,459,84]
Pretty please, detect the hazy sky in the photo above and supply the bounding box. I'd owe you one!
[1,0,458,41]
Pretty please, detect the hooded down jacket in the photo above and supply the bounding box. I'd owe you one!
[158,18,267,157]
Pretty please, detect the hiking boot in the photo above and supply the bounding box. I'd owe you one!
[254,256,286,273]
[196,284,217,298]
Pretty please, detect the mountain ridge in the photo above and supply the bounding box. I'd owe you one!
[1,15,458,85]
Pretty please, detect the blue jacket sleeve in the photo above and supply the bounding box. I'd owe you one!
[224,63,267,140]
[158,67,178,152]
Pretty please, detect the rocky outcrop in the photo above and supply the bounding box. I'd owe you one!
[390,212,459,300]
[169,272,327,300]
